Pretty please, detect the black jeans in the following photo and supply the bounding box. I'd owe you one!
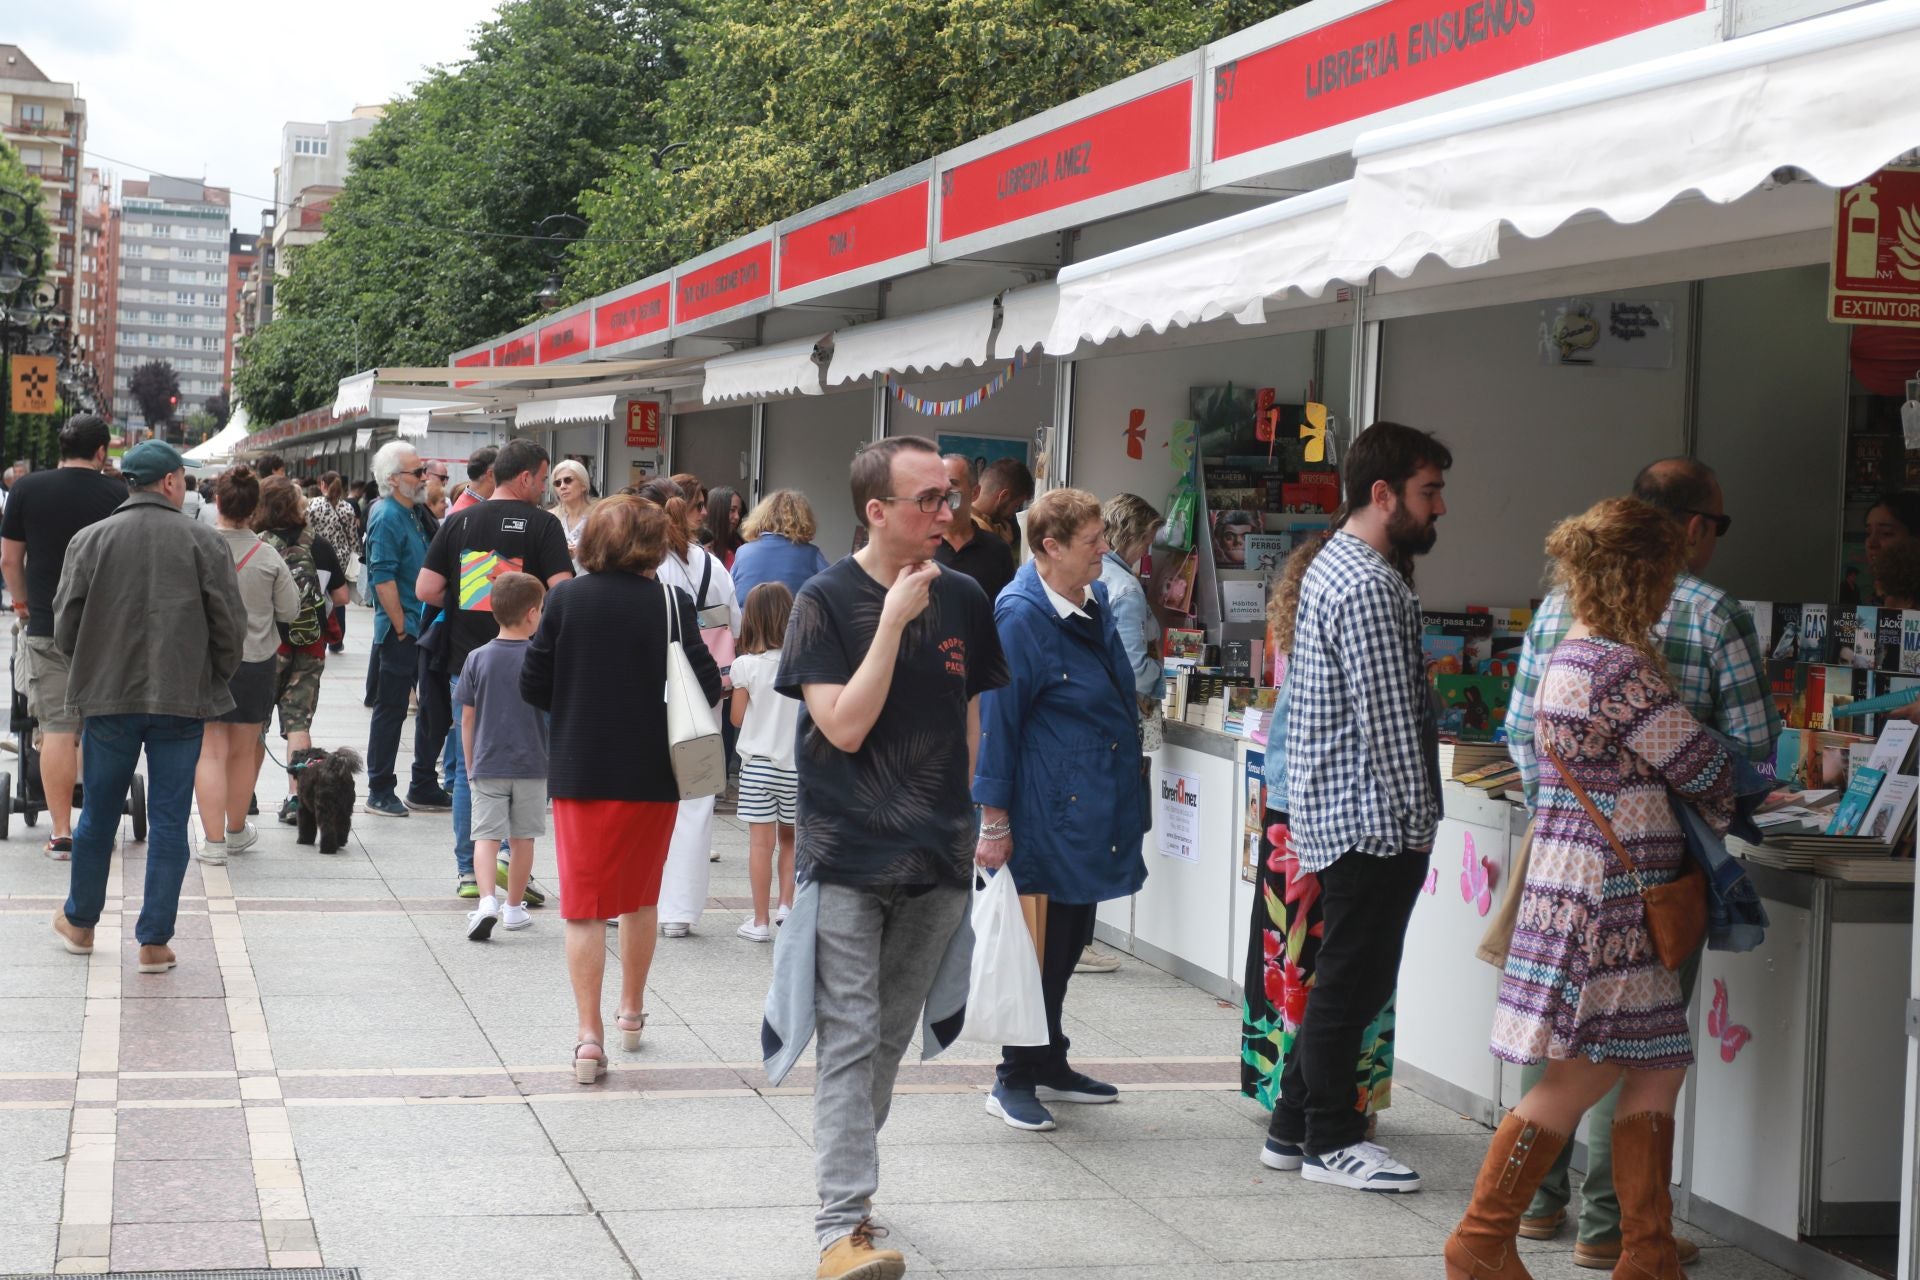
[998,899,1098,1089]
[1269,847,1430,1155]
[365,633,417,796]
[411,652,451,798]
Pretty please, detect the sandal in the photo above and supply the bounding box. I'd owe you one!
[616,1010,646,1053]
[574,1037,605,1085]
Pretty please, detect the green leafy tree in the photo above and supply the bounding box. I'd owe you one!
[182,410,219,447]
[204,392,232,430]
[566,0,1301,296]
[235,0,684,425]
[0,138,54,270]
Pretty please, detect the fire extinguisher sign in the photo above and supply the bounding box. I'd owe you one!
[1831,165,1920,328]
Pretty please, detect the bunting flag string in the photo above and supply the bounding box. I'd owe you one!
[887,351,1028,417]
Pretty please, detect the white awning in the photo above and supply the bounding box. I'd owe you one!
[702,335,826,404]
[994,284,1059,358]
[183,418,250,462]
[1045,183,1349,354]
[1334,0,1920,280]
[396,411,431,440]
[516,395,620,427]
[332,371,377,418]
[827,299,995,386]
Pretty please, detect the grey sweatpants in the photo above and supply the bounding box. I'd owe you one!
[813,881,968,1246]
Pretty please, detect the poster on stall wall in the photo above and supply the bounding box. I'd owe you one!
[1157,768,1201,863]
[1539,297,1675,368]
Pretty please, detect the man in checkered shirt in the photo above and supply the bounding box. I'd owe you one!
[1500,456,1777,1265]
[1267,422,1451,1195]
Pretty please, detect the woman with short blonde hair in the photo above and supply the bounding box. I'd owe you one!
[731,488,831,600]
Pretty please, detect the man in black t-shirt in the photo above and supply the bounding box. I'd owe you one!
[417,439,572,897]
[0,416,129,859]
[775,436,1008,1278]
[932,453,1016,604]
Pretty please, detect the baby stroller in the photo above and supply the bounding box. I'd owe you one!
[5,626,145,843]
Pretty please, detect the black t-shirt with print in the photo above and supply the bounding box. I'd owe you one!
[777,555,1009,889]
[421,498,573,674]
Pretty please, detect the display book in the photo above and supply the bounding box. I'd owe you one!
[1160,627,1278,737]
[1423,606,1529,746]
[1746,600,1920,740]
[1736,714,1918,883]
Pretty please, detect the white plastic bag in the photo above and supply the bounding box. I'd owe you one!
[960,868,1049,1047]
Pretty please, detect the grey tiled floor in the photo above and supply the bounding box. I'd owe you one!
[0,609,1796,1279]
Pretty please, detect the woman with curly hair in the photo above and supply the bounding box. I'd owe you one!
[1446,498,1735,1280]
[1242,522,1397,1145]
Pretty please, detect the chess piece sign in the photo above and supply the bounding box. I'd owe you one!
[10,355,56,416]
[1830,165,1920,328]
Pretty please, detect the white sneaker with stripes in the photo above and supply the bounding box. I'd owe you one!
[1300,1140,1422,1193]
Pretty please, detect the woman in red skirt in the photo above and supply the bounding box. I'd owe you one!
[521,497,723,1082]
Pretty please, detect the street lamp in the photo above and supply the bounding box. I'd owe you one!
[0,187,68,466]
[532,213,586,313]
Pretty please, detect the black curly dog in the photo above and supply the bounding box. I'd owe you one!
[292,747,361,854]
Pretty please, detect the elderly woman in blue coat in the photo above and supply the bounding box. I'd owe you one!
[973,487,1150,1133]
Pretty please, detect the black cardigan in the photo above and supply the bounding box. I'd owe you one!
[520,570,723,801]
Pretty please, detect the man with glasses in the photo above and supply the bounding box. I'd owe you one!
[1503,455,1777,1269]
[775,436,1008,1280]
[363,442,431,818]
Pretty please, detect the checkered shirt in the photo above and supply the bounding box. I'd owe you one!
[1284,532,1441,873]
[1506,574,1780,806]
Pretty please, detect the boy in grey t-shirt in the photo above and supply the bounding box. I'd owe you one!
[458,573,551,940]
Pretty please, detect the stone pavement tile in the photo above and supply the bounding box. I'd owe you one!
[117,1030,237,1072]
[1095,1018,1253,1058]
[879,1140,1121,1205]
[604,1205,939,1280]
[114,1106,252,1160]
[261,992,488,1031]
[301,1153,586,1218]
[1040,1089,1259,1143]
[227,855,384,880]
[268,1024,503,1069]
[0,1109,74,1164]
[565,1144,818,1212]
[1067,983,1243,1023]
[238,911,421,939]
[961,1269,1246,1280]
[117,1075,243,1102]
[1058,1137,1314,1201]
[1139,1187,1448,1262]
[531,1095,804,1153]
[249,961,459,998]
[1368,1088,1492,1138]
[289,1100,557,1159]
[689,1020,788,1063]
[766,1092,1046,1150]
[109,1220,267,1271]
[0,1223,56,1272]
[0,995,87,1031]
[115,995,230,1034]
[279,1071,514,1101]
[315,1211,634,1280]
[887,1198,1200,1271]
[226,875,399,899]
[0,1160,63,1224]
[482,1020,721,1068]
[1357,1132,1510,1193]
[113,1157,259,1223]
[0,962,86,997]
[0,1029,80,1071]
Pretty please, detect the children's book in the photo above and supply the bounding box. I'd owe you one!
[1827,765,1886,836]
[1422,634,1467,680]
[1164,627,1207,663]
[1435,674,1513,742]
[1422,612,1494,673]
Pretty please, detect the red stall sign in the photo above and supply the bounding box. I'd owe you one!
[938,82,1192,244]
[452,349,490,389]
[494,334,536,367]
[780,183,930,292]
[538,313,590,363]
[626,400,662,448]
[1831,167,1920,329]
[1212,0,1705,161]
[594,283,670,349]
[676,242,773,325]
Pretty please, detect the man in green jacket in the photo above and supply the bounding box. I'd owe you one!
[50,441,246,975]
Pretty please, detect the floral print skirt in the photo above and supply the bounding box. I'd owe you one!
[1239,811,1396,1113]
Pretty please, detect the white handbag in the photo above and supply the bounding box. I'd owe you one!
[662,581,727,800]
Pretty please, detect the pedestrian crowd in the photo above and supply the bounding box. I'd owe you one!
[16,406,1810,1280]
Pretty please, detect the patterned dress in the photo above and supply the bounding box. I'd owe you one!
[1491,637,1733,1069]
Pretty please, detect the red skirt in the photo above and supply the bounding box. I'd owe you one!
[552,798,679,920]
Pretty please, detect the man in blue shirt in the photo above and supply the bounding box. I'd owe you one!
[363,441,428,817]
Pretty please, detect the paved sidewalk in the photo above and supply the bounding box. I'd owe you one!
[0,612,1789,1278]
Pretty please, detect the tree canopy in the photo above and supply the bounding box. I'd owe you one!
[128,360,181,435]
[236,0,1299,426]
[0,140,54,269]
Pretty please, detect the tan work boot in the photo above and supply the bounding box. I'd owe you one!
[1573,1237,1699,1268]
[53,911,94,955]
[817,1218,905,1280]
[1610,1111,1685,1278]
[1518,1206,1565,1240]
[136,945,177,974]
[1445,1112,1572,1279]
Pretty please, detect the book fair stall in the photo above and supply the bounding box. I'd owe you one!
[341,0,1920,1273]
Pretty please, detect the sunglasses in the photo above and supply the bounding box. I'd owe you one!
[1683,509,1733,537]
[398,467,428,479]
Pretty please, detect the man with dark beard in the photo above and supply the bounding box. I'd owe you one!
[1266,421,1451,1194]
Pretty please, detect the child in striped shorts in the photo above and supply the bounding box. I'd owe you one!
[727,582,799,942]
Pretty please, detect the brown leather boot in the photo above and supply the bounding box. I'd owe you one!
[1612,1111,1683,1279]
[1445,1112,1572,1279]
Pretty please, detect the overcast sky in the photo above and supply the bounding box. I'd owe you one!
[12,0,502,231]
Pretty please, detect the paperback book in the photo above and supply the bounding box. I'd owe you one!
[1435,674,1513,743]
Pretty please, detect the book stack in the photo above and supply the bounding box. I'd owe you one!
[1439,742,1510,780]
[1738,719,1918,880]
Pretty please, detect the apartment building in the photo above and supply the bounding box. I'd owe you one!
[74,167,115,417]
[0,45,86,318]
[270,108,380,271]
[112,176,231,426]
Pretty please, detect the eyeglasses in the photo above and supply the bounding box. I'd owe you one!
[1684,509,1733,537]
[877,490,962,514]
[398,467,428,479]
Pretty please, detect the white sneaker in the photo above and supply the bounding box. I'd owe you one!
[225,822,258,853]
[736,920,772,942]
[660,921,690,938]
[1300,1140,1423,1193]
[196,840,227,866]
[466,896,500,941]
[774,903,791,926]
[501,903,532,931]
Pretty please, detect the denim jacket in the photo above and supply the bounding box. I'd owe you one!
[1677,732,1773,953]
